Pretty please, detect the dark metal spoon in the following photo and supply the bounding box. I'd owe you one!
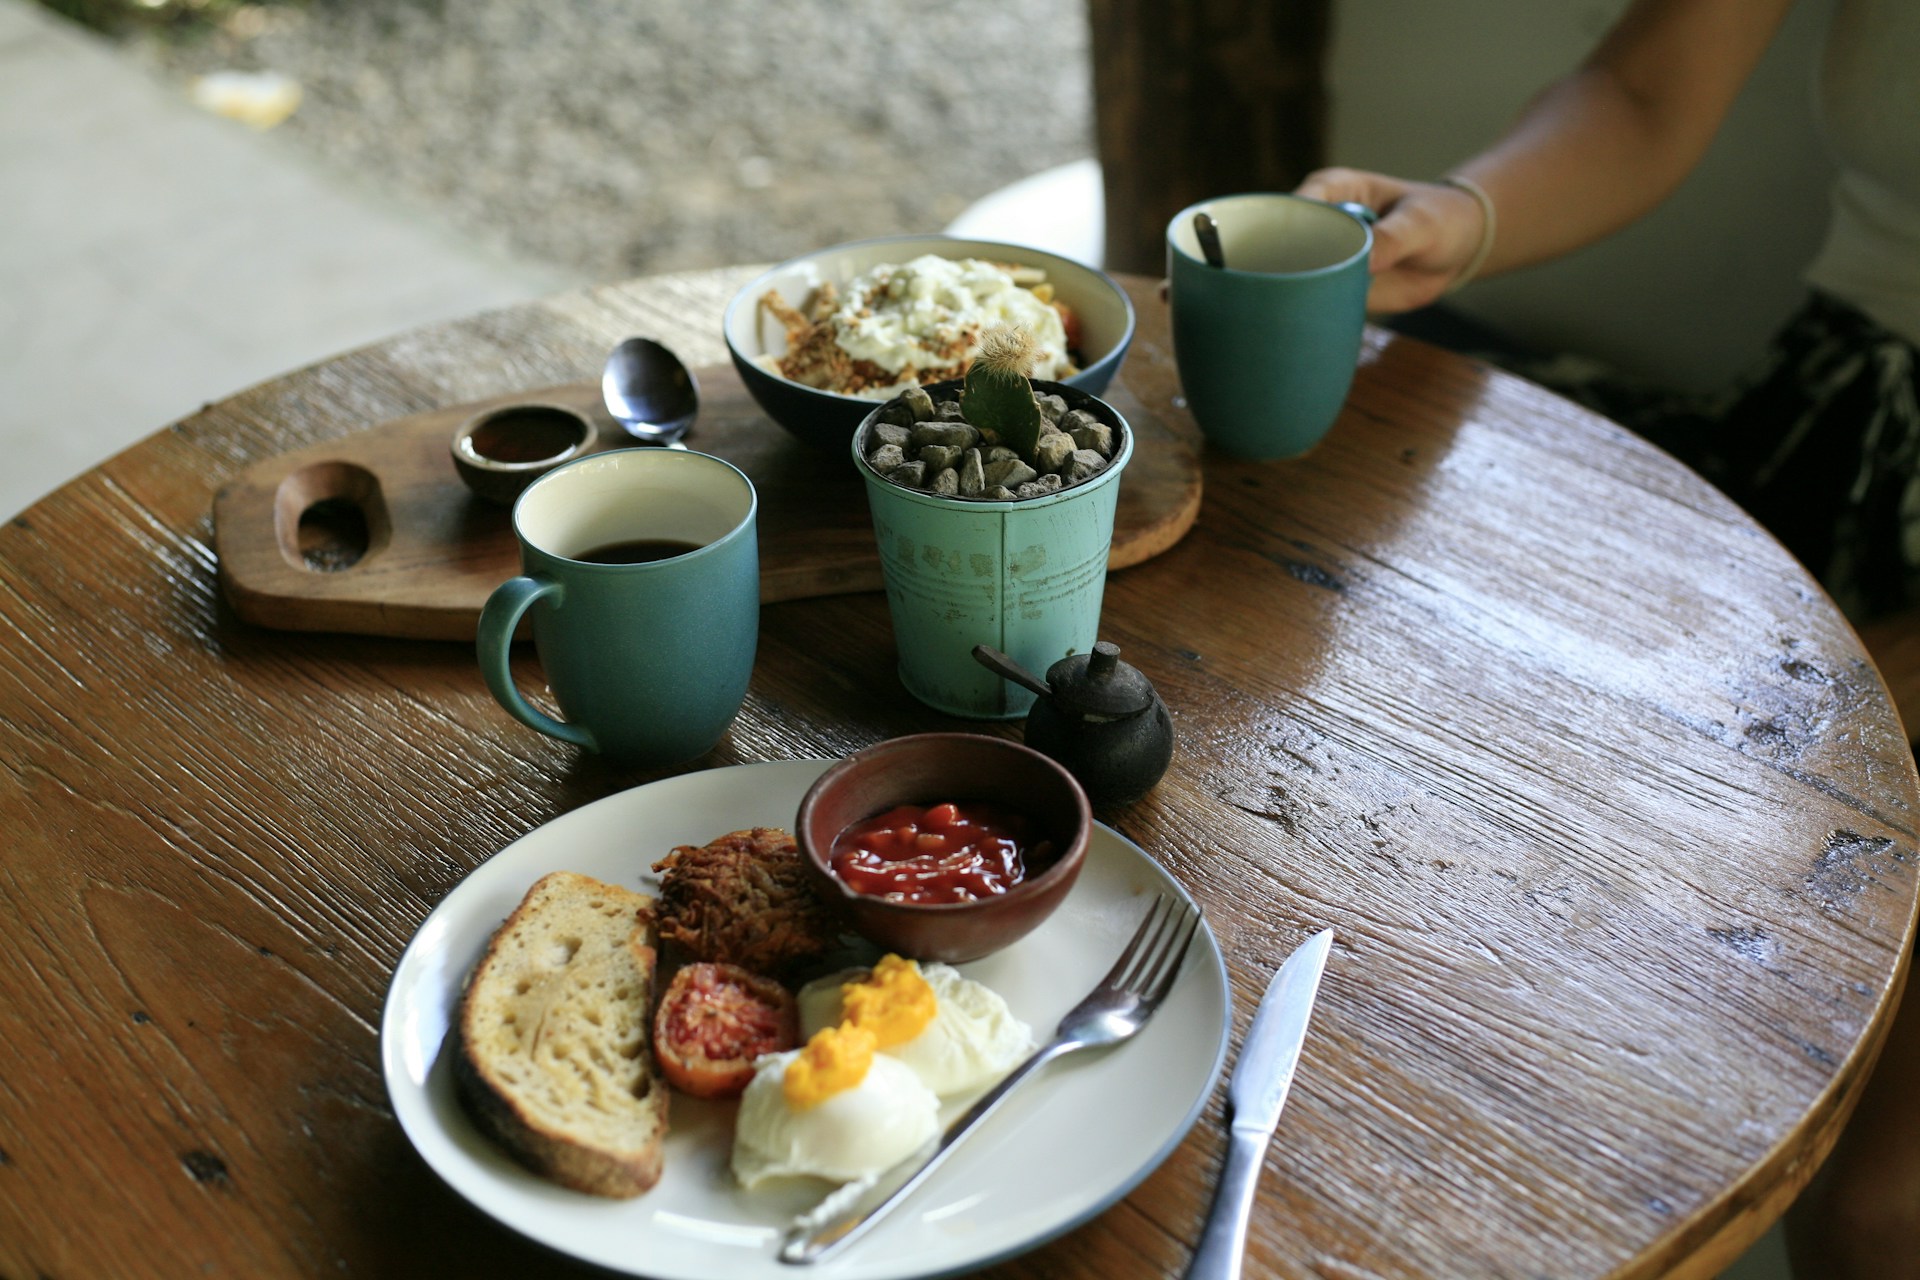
[602,337,699,447]
[1193,211,1226,268]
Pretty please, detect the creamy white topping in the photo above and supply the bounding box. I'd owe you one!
[829,255,1073,397]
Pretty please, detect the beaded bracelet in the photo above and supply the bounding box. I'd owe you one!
[1441,175,1497,294]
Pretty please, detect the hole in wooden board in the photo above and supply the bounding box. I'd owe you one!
[298,499,369,570]
[272,461,393,573]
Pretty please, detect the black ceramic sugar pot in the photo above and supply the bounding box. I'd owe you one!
[973,641,1174,808]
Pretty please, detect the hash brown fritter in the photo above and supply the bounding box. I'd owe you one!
[650,827,842,975]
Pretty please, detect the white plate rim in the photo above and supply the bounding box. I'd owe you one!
[380,759,1229,1280]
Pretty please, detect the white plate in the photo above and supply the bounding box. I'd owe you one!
[381,760,1229,1280]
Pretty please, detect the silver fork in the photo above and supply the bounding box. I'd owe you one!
[780,893,1204,1266]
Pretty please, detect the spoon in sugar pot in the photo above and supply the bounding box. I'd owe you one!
[602,337,699,447]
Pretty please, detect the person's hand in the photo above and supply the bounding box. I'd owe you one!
[1295,167,1490,315]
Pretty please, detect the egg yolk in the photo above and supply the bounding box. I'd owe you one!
[783,1023,877,1110]
[840,954,937,1049]
[780,956,941,1108]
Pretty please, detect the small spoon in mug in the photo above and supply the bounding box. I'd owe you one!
[602,337,699,447]
[1193,211,1227,268]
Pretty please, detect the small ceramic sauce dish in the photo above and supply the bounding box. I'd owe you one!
[450,403,596,505]
[795,732,1090,964]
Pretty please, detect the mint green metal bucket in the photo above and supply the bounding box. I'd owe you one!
[853,381,1134,719]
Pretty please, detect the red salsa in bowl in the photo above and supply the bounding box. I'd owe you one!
[795,733,1092,964]
[828,801,1057,904]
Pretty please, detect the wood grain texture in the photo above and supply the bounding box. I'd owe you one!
[1,268,1915,1280]
[209,363,1202,640]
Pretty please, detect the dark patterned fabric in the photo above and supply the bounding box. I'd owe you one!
[1502,293,1920,623]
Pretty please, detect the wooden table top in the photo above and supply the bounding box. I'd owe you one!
[2,269,1915,1280]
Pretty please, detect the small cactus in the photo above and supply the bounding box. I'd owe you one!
[960,326,1045,460]
[864,321,1118,500]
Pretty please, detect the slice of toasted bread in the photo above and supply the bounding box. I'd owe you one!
[454,870,667,1197]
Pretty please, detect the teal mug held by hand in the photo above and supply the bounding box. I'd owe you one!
[1167,193,1374,460]
[476,448,758,766]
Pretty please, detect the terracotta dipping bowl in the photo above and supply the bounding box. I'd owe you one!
[450,403,596,506]
[796,733,1091,964]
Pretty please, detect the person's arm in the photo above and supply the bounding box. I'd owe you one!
[1298,0,1800,313]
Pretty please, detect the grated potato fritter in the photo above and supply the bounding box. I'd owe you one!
[650,827,843,975]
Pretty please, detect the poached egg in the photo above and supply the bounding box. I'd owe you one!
[731,1044,938,1187]
[798,959,1034,1097]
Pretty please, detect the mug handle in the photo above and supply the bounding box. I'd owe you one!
[476,574,597,751]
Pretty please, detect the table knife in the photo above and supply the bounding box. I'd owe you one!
[1184,928,1333,1280]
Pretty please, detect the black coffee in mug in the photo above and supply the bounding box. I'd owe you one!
[573,538,702,566]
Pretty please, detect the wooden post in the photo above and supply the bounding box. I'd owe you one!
[1089,0,1334,274]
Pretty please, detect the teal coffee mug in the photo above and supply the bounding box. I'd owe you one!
[476,448,758,765]
[1166,193,1374,459]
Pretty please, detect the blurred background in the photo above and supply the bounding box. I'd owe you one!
[96,0,1094,276]
[1,0,1095,518]
[4,0,1832,526]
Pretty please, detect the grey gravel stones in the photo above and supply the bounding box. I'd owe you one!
[919,443,964,473]
[1065,449,1106,483]
[901,385,937,422]
[863,387,1119,501]
[1034,432,1075,474]
[983,457,1038,489]
[910,422,979,450]
[959,448,986,495]
[130,0,1094,284]
[876,386,940,427]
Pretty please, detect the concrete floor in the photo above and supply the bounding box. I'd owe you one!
[0,0,580,521]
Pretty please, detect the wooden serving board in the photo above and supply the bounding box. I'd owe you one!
[212,363,1202,640]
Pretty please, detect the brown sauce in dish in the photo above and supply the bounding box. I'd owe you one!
[468,408,585,464]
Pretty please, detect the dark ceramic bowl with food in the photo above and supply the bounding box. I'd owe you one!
[796,732,1091,964]
[723,235,1136,455]
[450,403,596,505]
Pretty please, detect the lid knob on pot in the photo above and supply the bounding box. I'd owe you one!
[1044,641,1156,720]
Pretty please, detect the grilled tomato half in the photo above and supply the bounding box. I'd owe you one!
[653,961,800,1100]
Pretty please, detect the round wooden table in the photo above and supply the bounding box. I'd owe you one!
[1,269,1914,1279]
